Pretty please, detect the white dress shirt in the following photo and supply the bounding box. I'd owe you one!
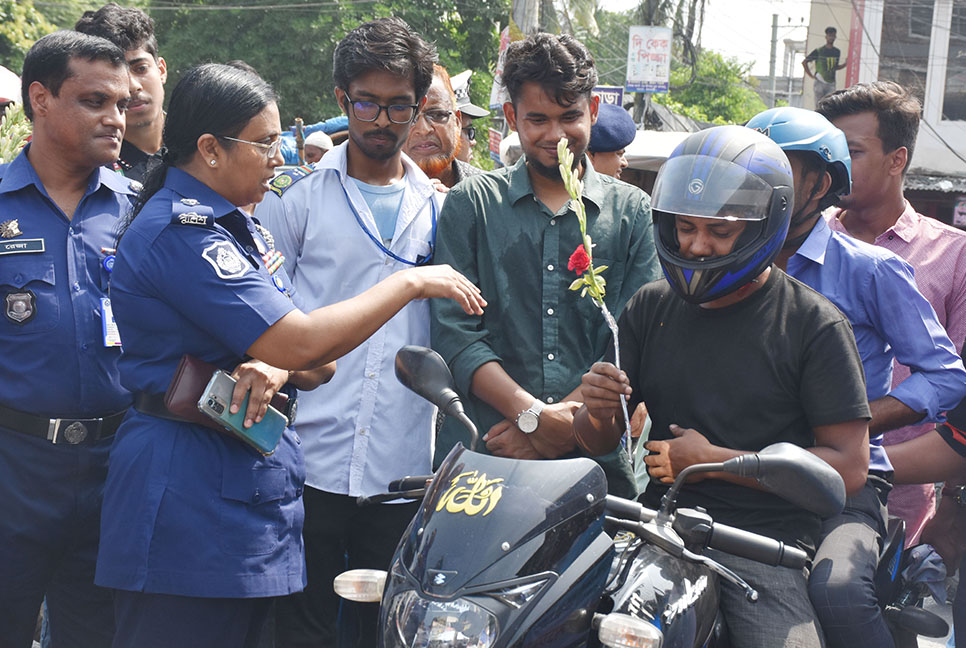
[255,143,442,497]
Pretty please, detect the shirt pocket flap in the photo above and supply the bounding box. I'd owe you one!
[0,256,55,288]
[221,466,288,504]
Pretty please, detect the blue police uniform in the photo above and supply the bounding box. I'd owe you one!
[0,145,136,648]
[94,168,305,643]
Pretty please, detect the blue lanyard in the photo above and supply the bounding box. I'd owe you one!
[341,182,437,266]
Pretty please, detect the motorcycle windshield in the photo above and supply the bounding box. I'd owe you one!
[400,445,608,597]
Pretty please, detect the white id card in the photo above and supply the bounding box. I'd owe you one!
[100,297,122,347]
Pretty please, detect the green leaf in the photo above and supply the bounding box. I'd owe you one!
[569,277,584,291]
[594,264,608,274]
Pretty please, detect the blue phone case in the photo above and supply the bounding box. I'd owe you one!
[198,371,287,456]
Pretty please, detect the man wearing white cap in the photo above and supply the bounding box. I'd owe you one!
[451,70,489,163]
[303,130,333,164]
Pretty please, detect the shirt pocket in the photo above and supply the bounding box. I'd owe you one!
[218,464,289,556]
[399,239,432,265]
[0,256,60,335]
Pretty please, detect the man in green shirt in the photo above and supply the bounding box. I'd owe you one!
[431,32,660,497]
[804,26,848,106]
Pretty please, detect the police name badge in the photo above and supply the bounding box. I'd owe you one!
[5,291,36,324]
[202,241,249,279]
[100,298,122,347]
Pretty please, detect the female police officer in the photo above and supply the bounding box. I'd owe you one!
[93,63,485,646]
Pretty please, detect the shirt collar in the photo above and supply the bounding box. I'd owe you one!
[320,141,435,198]
[793,216,832,264]
[886,200,919,243]
[164,167,239,219]
[0,143,135,197]
[506,153,604,211]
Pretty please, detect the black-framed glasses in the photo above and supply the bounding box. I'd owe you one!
[416,109,454,125]
[345,96,419,124]
[219,135,282,158]
[462,125,477,140]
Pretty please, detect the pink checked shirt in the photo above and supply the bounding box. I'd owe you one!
[829,201,966,542]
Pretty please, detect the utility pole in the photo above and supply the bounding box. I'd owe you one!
[768,13,778,108]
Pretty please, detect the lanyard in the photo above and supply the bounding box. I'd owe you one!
[341,182,437,266]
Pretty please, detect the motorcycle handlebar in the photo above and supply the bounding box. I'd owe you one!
[388,475,432,492]
[604,495,656,523]
[707,522,807,570]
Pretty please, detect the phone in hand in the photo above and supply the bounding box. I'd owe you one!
[197,370,287,456]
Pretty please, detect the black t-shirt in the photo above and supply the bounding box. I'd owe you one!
[619,269,870,551]
[806,45,841,83]
[937,337,966,457]
[113,139,156,183]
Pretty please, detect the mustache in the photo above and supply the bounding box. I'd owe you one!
[364,129,398,142]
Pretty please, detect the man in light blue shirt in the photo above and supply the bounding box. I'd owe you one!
[749,107,966,648]
[255,17,444,648]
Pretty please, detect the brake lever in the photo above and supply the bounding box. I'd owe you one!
[356,488,426,506]
[680,546,759,602]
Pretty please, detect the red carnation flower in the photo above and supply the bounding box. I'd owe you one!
[568,245,591,275]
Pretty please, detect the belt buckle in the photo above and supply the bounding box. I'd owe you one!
[47,418,102,444]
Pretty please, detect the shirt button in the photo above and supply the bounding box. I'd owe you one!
[253,489,261,502]
[546,397,554,403]
[547,308,554,315]
[73,283,80,292]
[82,343,89,350]
[359,429,366,435]
[296,487,303,497]
[547,264,554,271]
[245,245,254,254]
[547,353,555,360]
[550,219,557,226]
[368,372,376,379]
[14,274,22,284]
[888,235,894,240]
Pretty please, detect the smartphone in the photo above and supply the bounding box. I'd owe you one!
[197,370,287,456]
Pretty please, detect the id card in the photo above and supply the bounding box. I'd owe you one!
[100,297,122,347]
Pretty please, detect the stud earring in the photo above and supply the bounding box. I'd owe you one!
[210,159,217,166]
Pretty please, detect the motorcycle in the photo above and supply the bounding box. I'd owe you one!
[335,346,945,647]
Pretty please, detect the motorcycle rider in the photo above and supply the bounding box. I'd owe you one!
[747,106,966,648]
[577,125,871,648]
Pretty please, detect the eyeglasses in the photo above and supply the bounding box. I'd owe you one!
[219,135,282,158]
[462,126,477,140]
[345,97,419,124]
[416,109,454,125]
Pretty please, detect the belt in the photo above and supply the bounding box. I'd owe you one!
[133,391,298,427]
[0,402,125,444]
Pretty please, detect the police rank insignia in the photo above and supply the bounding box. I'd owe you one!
[0,219,23,239]
[202,241,249,279]
[254,224,275,251]
[181,198,200,206]
[5,291,36,324]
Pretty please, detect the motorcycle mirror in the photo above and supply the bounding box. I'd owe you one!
[721,443,846,518]
[395,346,479,451]
[395,346,461,416]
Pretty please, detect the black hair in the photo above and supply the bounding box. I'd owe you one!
[817,81,921,174]
[21,30,125,121]
[332,17,437,101]
[75,3,159,60]
[825,26,837,34]
[501,32,597,107]
[129,63,278,223]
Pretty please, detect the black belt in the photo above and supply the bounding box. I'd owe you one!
[133,392,193,423]
[0,402,125,444]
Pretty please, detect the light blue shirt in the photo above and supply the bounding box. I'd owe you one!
[349,176,405,244]
[787,217,966,472]
[255,143,443,498]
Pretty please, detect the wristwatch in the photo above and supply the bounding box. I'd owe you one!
[515,399,545,434]
[942,484,966,508]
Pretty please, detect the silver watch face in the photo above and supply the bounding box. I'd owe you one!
[517,410,539,434]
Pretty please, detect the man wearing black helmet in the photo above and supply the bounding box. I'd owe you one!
[576,125,871,647]
[749,107,966,648]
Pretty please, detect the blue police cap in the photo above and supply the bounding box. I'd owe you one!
[589,103,637,153]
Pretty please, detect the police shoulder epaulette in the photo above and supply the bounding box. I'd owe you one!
[268,164,315,198]
[171,197,216,227]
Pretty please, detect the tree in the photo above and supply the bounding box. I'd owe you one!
[0,0,55,73]
[149,0,506,130]
[654,49,767,124]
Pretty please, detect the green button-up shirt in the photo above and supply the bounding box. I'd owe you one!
[431,156,661,497]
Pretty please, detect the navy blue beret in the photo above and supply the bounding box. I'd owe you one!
[589,103,637,153]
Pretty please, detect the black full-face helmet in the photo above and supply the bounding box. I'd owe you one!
[652,125,794,304]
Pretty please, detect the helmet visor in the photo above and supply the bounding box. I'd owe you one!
[652,155,776,222]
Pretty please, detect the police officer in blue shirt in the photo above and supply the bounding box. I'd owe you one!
[93,63,484,646]
[0,32,134,648]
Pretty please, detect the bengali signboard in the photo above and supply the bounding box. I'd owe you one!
[489,128,502,165]
[625,26,672,94]
[594,86,625,106]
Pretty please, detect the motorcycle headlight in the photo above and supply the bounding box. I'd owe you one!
[385,590,499,648]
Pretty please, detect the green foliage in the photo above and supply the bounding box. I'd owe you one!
[0,0,56,73]
[0,101,31,163]
[654,49,767,124]
[149,0,507,131]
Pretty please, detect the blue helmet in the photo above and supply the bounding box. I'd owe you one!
[746,107,851,208]
[652,125,793,304]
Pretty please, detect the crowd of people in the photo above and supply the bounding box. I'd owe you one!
[1,3,965,648]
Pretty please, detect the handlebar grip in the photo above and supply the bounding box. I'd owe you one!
[388,475,432,492]
[604,495,656,523]
[708,522,808,569]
